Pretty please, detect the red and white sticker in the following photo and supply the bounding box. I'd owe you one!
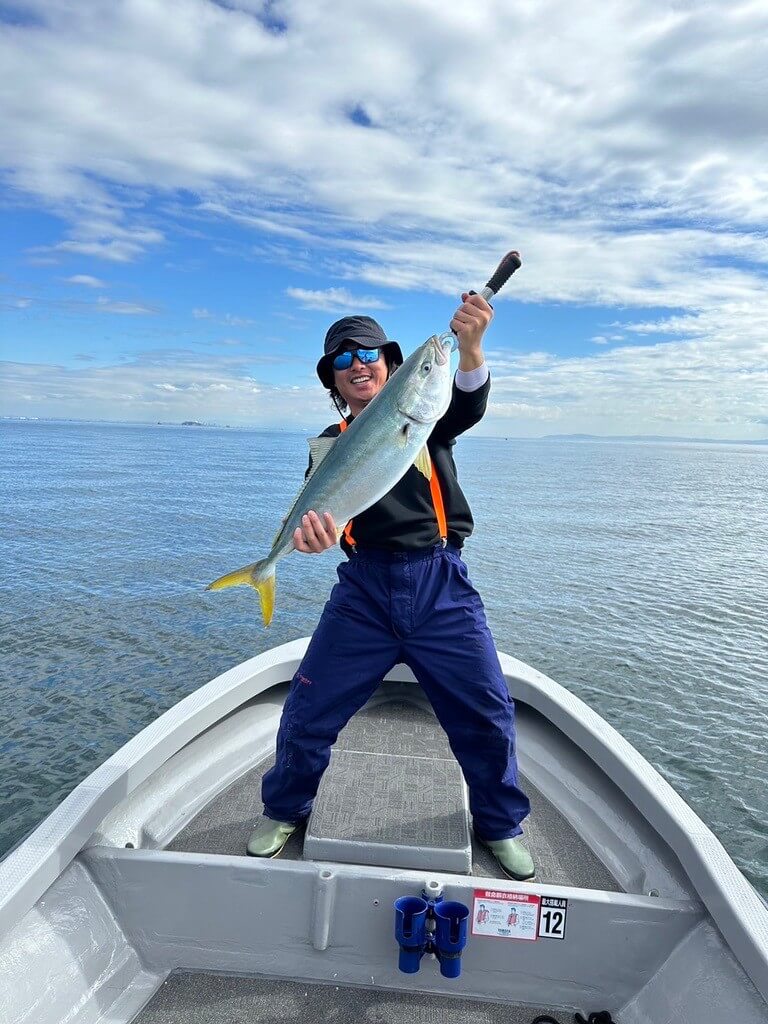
[471,889,541,941]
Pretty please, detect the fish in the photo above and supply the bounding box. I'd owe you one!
[206,332,455,626]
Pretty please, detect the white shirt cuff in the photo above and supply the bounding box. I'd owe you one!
[455,363,490,392]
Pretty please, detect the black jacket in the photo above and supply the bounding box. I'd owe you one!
[309,376,490,555]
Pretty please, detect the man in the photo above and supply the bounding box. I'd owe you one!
[247,293,535,881]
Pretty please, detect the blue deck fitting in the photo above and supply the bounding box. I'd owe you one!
[394,893,469,978]
[394,896,429,973]
[433,900,470,978]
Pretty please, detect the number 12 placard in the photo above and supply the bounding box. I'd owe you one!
[538,896,568,940]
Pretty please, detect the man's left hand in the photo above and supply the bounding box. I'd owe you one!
[450,292,493,369]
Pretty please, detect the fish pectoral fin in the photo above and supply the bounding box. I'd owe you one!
[413,445,432,480]
[306,436,337,479]
[397,422,409,448]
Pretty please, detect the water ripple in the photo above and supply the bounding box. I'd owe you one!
[1,424,766,899]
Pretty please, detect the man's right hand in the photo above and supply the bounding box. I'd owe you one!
[293,510,338,554]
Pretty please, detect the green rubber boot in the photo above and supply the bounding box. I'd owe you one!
[246,817,298,858]
[483,837,536,881]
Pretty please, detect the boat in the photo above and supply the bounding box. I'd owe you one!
[1,637,766,1023]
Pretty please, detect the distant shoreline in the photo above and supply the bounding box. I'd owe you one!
[539,433,768,445]
[3,416,766,445]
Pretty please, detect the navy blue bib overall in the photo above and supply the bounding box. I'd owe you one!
[261,543,530,842]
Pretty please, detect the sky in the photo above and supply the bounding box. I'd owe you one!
[1,0,767,438]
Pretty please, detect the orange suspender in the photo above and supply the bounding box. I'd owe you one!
[338,419,447,545]
[338,420,358,548]
[430,466,448,541]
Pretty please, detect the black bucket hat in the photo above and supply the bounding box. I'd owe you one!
[316,315,403,389]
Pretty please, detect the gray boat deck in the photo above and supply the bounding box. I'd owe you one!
[168,697,620,892]
[134,974,567,1024]
[133,695,619,1022]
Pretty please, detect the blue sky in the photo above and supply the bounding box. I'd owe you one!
[1,0,767,437]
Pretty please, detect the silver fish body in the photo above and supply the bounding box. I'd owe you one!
[207,333,454,624]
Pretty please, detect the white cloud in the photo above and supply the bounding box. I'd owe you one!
[0,292,158,318]
[31,224,165,263]
[1,351,332,426]
[3,1,766,291]
[222,313,256,326]
[94,297,158,315]
[66,274,106,288]
[482,305,768,438]
[4,306,764,438]
[193,307,255,325]
[488,401,563,422]
[286,286,390,312]
[1,1,767,435]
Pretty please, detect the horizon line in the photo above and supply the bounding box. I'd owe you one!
[3,416,767,445]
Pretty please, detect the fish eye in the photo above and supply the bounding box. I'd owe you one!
[422,361,431,373]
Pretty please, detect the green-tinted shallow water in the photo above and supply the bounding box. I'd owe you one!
[1,421,766,898]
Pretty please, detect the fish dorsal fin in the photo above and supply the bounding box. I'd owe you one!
[413,446,432,480]
[306,436,337,479]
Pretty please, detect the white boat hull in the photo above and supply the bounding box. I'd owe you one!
[1,640,766,1023]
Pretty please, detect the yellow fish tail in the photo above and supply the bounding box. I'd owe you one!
[206,563,258,591]
[255,571,276,627]
[206,559,277,627]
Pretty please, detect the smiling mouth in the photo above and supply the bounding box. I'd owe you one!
[350,374,372,385]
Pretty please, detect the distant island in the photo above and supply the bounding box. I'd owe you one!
[180,420,204,426]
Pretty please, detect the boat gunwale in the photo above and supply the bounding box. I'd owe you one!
[0,638,766,1004]
[497,650,768,1001]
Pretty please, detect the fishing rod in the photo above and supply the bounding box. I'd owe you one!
[444,249,523,350]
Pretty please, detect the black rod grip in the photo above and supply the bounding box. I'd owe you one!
[485,251,522,296]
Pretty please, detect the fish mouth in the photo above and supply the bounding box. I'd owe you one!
[434,332,456,363]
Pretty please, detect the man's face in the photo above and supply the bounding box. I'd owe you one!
[332,344,388,413]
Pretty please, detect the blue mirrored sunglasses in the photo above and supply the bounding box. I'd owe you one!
[331,347,381,371]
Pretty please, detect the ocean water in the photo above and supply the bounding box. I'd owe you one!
[1,421,766,899]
